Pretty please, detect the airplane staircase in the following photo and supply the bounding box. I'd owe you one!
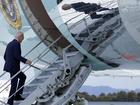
[0,39,91,105]
[0,1,126,105]
[14,50,91,105]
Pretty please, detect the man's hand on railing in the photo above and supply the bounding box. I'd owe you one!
[26,59,32,65]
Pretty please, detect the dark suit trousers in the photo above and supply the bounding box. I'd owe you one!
[7,71,26,105]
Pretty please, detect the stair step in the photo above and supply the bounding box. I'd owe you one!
[14,91,33,104]
[44,67,58,71]
[22,90,32,95]
[28,82,41,87]
[36,75,49,79]
[54,59,63,64]
[49,64,62,69]
[39,71,54,77]
[22,91,31,98]
[30,77,48,84]
[14,101,21,105]
[24,85,37,93]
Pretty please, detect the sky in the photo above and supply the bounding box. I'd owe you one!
[84,76,140,90]
[0,0,140,91]
[83,62,140,90]
[84,72,140,90]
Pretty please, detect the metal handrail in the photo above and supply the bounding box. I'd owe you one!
[6,59,50,103]
[6,44,73,104]
[0,56,53,105]
[0,36,62,95]
[0,36,48,80]
[0,49,46,90]
[1,38,62,104]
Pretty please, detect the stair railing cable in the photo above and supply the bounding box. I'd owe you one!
[0,38,49,105]
[5,54,58,105]
[5,53,58,104]
[0,56,54,105]
[0,36,62,97]
[0,36,48,80]
[1,37,62,105]
[0,39,71,105]
[0,48,48,91]
[0,36,63,104]
[7,45,74,104]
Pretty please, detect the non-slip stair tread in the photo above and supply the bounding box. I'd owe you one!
[22,92,31,98]
[28,82,41,87]
[30,78,48,84]
[14,101,21,105]
[45,66,58,71]
[36,75,49,79]
[48,64,60,68]
[39,71,54,76]
[23,85,37,93]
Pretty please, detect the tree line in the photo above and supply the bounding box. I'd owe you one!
[77,91,140,102]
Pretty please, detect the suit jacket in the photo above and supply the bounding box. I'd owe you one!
[3,39,27,73]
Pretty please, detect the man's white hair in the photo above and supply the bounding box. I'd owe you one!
[15,31,23,38]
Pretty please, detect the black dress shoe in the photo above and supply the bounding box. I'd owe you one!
[14,95,25,100]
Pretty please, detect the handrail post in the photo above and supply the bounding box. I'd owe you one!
[83,18,92,38]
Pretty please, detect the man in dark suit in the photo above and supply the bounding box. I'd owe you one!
[3,31,32,105]
[62,2,112,19]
